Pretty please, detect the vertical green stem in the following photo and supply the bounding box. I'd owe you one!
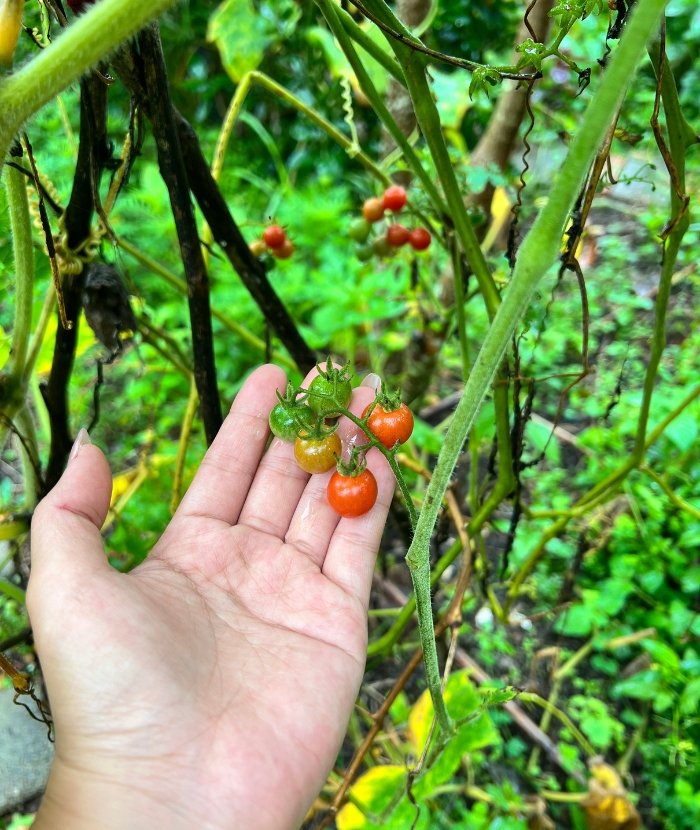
[4,163,33,381]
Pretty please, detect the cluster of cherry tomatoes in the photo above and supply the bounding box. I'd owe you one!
[249,224,295,260]
[268,360,414,518]
[349,185,432,262]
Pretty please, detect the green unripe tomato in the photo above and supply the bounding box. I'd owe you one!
[348,218,372,243]
[269,402,317,442]
[355,242,374,262]
[307,372,352,417]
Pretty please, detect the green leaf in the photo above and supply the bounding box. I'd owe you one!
[554,603,593,637]
[680,677,700,715]
[207,0,301,83]
[0,323,10,371]
[515,38,547,70]
[642,638,682,672]
[468,66,501,100]
[613,669,663,701]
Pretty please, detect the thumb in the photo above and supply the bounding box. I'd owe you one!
[30,429,113,587]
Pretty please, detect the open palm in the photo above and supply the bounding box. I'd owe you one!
[28,364,394,830]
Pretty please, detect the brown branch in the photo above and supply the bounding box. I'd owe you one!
[41,73,109,492]
[113,46,316,373]
[136,24,222,445]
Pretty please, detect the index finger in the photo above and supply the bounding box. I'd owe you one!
[173,363,287,525]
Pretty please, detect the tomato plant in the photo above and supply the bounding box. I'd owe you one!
[363,401,414,449]
[294,432,342,474]
[382,184,407,212]
[327,468,378,517]
[263,224,287,249]
[362,197,385,223]
[408,227,431,251]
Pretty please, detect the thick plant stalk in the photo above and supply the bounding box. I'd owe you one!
[0,0,178,162]
[378,0,666,735]
[137,24,222,445]
[4,162,33,381]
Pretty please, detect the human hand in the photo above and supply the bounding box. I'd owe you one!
[28,363,394,830]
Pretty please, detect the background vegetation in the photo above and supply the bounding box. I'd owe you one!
[1,0,698,827]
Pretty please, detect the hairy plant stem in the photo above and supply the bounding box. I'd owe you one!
[0,0,178,162]
[5,162,33,381]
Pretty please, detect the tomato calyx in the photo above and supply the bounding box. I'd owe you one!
[334,445,368,478]
[366,383,403,416]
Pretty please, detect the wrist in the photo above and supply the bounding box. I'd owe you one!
[33,758,196,830]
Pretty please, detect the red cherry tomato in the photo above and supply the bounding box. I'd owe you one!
[386,224,410,247]
[263,225,287,249]
[271,238,294,259]
[382,185,407,212]
[362,402,414,448]
[408,227,431,251]
[362,197,385,223]
[327,468,378,518]
[294,433,342,474]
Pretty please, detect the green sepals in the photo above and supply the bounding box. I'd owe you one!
[468,67,501,101]
[335,445,367,478]
[548,0,599,29]
[515,38,547,71]
[370,383,404,414]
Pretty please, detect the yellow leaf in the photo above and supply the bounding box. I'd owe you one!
[336,802,368,830]
[407,688,432,753]
[348,765,405,811]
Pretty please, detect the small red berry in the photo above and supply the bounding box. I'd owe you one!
[271,238,295,259]
[263,225,287,249]
[386,224,410,247]
[382,185,407,213]
[362,197,385,223]
[408,227,431,251]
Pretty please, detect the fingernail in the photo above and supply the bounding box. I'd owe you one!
[361,372,382,392]
[69,428,91,463]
